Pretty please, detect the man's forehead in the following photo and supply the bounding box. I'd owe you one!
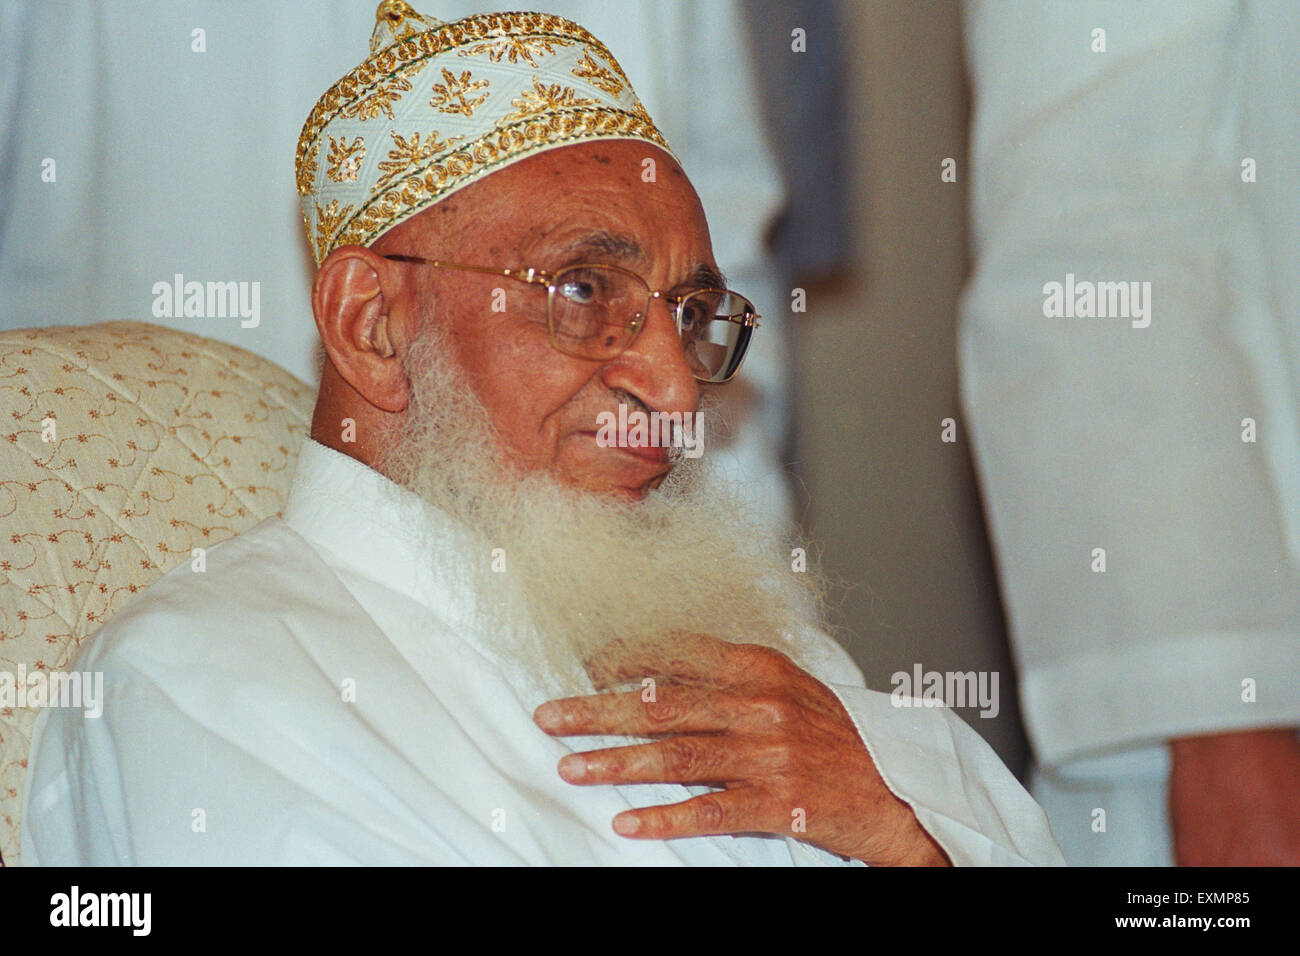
[388,143,721,284]
[503,146,719,279]
[552,229,728,290]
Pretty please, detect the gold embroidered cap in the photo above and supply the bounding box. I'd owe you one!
[297,1,674,265]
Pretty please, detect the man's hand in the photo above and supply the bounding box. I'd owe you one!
[1170,727,1300,866]
[532,634,950,866]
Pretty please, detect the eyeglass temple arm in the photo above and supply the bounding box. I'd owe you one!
[382,255,553,287]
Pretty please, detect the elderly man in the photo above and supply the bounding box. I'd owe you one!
[21,2,1062,866]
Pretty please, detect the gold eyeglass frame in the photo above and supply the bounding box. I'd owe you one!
[382,254,760,383]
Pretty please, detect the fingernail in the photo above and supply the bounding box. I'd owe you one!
[613,814,640,835]
[558,754,586,781]
[533,702,559,728]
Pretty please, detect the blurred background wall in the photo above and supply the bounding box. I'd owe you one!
[771,0,1030,774]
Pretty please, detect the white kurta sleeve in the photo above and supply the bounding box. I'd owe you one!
[959,0,1300,767]
[793,632,1064,866]
[828,685,1065,866]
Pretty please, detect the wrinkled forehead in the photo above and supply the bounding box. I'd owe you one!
[380,141,718,280]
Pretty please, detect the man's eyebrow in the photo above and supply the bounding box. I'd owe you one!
[562,230,644,263]
[560,230,729,290]
[689,263,728,291]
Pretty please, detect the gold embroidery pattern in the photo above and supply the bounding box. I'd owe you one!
[630,100,655,128]
[297,12,636,173]
[326,135,367,182]
[339,72,411,123]
[0,320,313,866]
[571,49,623,97]
[297,11,665,265]
[314,199,355,262]
[503,76,599,123]
[337,59,429,123]
[328,109,669,256]
[428,67,490,117]
[456,34,573,67]
[296,136,319,196]
[373,129,464,194]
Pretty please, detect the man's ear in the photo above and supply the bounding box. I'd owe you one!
[312,245,411,413]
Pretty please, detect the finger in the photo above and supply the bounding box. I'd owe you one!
[612,787,774,840]
[584,633,742,690]
[534,686,733,737]
[559,734,763,787]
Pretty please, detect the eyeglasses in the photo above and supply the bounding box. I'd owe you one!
[382,255,759,383]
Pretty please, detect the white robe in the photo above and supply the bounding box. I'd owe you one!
[22,439,1064,866]
[960,0,1300,864]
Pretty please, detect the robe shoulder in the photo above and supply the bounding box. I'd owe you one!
[77,516,370,676]
[25,517,474,864]
[60,514,422,762]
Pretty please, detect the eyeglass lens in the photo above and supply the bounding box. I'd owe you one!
[549,266,752,382]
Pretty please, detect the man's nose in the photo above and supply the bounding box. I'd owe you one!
[600,295,699,415]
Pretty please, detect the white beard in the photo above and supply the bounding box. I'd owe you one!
[376,325,830,697]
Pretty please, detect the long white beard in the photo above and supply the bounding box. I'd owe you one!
[377,325,830,696]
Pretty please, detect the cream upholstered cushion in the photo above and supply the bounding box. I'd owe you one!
[0,321,314,865]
